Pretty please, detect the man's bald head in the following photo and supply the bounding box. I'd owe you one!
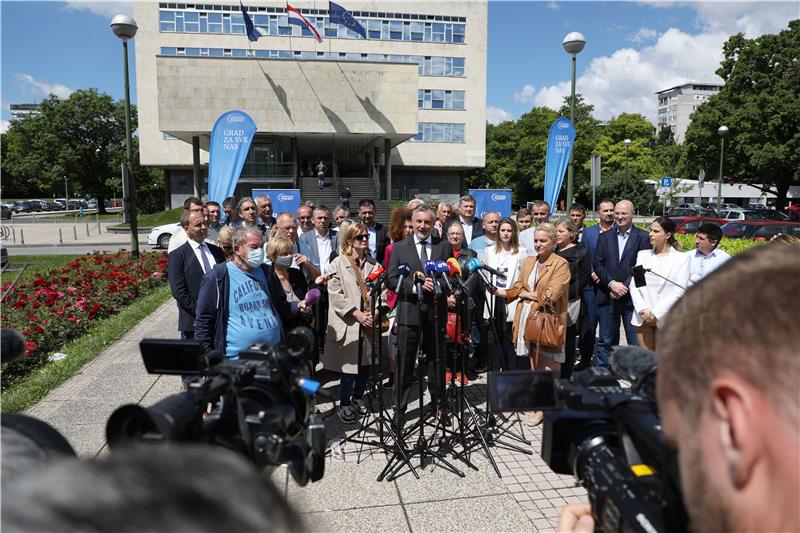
[614,200,635,231]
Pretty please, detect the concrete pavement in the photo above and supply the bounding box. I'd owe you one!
[1,220,154,252]
[26,299,588,532]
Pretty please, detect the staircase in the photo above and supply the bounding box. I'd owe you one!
[299,175,392,224]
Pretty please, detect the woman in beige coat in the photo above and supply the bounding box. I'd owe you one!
[324,222,388,424]
[494,223,570,426]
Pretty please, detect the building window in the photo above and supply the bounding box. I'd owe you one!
[412,122,466,143]
[418,89,466,110]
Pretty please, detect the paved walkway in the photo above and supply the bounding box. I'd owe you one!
[26,300,588,532]
[2,220,148,249]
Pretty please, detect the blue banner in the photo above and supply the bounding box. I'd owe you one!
[543,117,576,212]
[469,189,512,219]
[207,110,257,215]
[252,188,301,216]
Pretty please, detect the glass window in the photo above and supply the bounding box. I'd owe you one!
[452,91,465,109]
[389,20,403,40]
[222,13,231,33]
[431,56,445,76]
[410,21,423,41]
[432,22,444,42]
[161,47,177,55]
[452,123,465,142]
[233,48,247,57]
[174,12,184,32]
[324,17,337,37]
[208,12,222,32]
[160,10,175,31]
[269,15,278,34]
[231,13,245,34]
[452,57,465,76]
[176,47,186,55]
[368,19,381,39]
[424,22,432,41]
[431,90,444,109]
[184,11,199,32]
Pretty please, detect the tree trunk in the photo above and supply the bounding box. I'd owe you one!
[774,181,790,211]
[97,195,108,215]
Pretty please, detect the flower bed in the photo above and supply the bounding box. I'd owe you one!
[1,251,168,389]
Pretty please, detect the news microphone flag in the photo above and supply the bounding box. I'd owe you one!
[329,1,367,39]
[287,3,323,42]
[240,3,266,41]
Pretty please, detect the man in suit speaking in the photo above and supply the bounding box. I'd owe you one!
[168,210,225,340]
[387,204,450,426]
[593,199,651,367]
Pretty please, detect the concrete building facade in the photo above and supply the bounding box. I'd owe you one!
[655,82,723,143]
[133,1,487,205]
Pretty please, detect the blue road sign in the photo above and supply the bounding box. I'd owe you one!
[661,177,672,188]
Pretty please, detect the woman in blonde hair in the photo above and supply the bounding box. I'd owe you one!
[216,225,236,260]
[266,236,311,332]
[493,223,570,426]
[324,222,388,424]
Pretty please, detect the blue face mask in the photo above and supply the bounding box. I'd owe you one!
[245,248,264,268]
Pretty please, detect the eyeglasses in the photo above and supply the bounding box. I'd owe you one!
[354,234,369,241]
[299,216,312,220]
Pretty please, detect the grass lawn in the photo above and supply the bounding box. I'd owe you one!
[1,284,172,413]
[1,254,81,285]
[111,207,183,229]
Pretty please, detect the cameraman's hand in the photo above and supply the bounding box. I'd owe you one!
[557,504,594,533]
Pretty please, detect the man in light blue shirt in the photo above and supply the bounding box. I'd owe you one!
[470,211,500,260]
[687,223,731,286]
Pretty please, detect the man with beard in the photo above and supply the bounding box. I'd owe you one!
[518,200,550,253]
[558,243,800,533]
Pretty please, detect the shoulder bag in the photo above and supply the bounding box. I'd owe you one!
[523,290,565,357]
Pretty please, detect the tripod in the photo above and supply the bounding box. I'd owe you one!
[379,274,464,481]
[342,273,417,479]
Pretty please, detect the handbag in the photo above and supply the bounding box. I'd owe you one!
[523,291,565,360]
[346,255,390,335]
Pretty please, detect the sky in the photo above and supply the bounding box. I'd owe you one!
[1,0,798,133]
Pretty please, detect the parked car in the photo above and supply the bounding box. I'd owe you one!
[2,201,20,212]
[667,207,720,218]
[745,203,767,210]
[35,200,62,212]
[1,205,12,220]
[722,220,800,240]
[719,209,766,221]
[147,222,180,250]
[670,216,727,234]
[703,202,738,211]
[14,200,42,213]
[760,209,789,221]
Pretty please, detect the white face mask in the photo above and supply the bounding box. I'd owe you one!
[245,248,264,268]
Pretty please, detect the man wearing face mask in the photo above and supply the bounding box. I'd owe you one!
[194,227,307,358]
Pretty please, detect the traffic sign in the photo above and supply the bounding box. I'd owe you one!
[660,177,672,188]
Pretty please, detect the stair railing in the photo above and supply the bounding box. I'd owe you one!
[333,161,343,201]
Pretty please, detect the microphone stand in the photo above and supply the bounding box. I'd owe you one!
[635,267,687,291]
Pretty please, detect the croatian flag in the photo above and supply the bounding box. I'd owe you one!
[329,1,366,39]
[287,3,323,42]
[240,3,266,41]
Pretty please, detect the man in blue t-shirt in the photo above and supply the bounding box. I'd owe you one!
[194,227,309,359]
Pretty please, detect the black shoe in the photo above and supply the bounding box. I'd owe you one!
[574,360,592,372]
[393,410,406,432]
[437,408,452,427]
[465,369,478,381]
[382,375,394,390]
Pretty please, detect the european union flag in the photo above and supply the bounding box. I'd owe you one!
[329,1,367,39]
[240,2,265,42]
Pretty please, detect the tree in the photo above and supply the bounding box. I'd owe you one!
[684,20,800,209]
[2,89,163,214]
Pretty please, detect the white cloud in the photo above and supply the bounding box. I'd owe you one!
[546,1,560,11]
[486,106,514,125]
[513,84,536,104]
[63,0,134,18]
[14,74,73,100]
[0,120,10,134]
[514,2,796,123]
[627,27,658,43]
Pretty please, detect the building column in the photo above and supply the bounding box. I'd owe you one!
[192,135,201,199]
[291,136,299,187]
[384,137,392,201]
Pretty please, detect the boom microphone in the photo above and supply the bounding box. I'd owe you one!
[466,257,507,281]
[367,264,386,283]
[610,346,658,386]
[303,288,321,306]
[446,258,475,309]
[435,260,452,292]
[394,263,410,293]
[424,261,442,295]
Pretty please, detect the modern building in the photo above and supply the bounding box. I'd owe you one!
[655,82,723,143]
[9,103,41,120]
[133,1,487,207]
[653,179,798,208]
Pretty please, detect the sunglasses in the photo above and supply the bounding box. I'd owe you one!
[353,234,369,241]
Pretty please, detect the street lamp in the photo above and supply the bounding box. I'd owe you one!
[562,31,585,210]
[64,176,69,211]
[623,138,632,197]
[111,14,139,258]
[716,126,729,211]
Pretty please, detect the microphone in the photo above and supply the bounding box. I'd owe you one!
[610,346,658,395]
[367,264,386,284]
[394,263,410,293]
[1,328,26,364]
[466,257,507,281]
[303,288,321,306]
[435,260,452,292]
[424,260,442,295]
[632,265,647,287]
[446,258,475,309]
[446,257,462,277]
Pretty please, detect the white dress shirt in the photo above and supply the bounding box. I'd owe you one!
[616,227,631,260]
[316,231,333,274]
[686,247,731,286]
[188,238,216,274]
[367,225,377,258]
[460,217,474,244]
[414,233,433,262]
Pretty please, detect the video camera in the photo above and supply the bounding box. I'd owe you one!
[106,327,326,486]
[487,347,689,533]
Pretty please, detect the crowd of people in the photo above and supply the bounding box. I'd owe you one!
[167,191,745,428]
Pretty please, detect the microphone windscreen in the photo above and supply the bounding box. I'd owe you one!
[367,264,385,282]
[632,265,647,288]
[397,263,410,276]
[424,260,437,274]
[447,257,462,276]
[304,288,321,306]
[1,328,26,364]
[610,346,658,384]
[435,260,449,273]
[466,257,482,272]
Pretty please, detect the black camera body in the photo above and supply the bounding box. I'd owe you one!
[488,355,689,533]
[106,327,326,486]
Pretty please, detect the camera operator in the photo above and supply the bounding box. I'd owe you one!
[558,244,800,533]
[194,227,309,358]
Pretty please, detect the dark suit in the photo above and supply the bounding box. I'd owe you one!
[168,240,225,336]
[367,222,390,265]
[298,228,338,271]
[593,226,651,367]
[387,234,449,412]
[578,223,607,365]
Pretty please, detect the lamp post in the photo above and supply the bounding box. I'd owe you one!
[562,31,585,210]
[64,176,69,211]
[716,126,729,211]
[623,138,632,197]
[111,14,139,258]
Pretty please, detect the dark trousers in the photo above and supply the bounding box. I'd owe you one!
[596,300,638,368]
[579,285,599,364]
[340,365,370,405]
[486,299,517,372]
[561,324,579,379]
[395,321,444,412]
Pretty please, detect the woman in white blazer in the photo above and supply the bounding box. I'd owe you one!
[629,216,691,350]
[483,217,528,371]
